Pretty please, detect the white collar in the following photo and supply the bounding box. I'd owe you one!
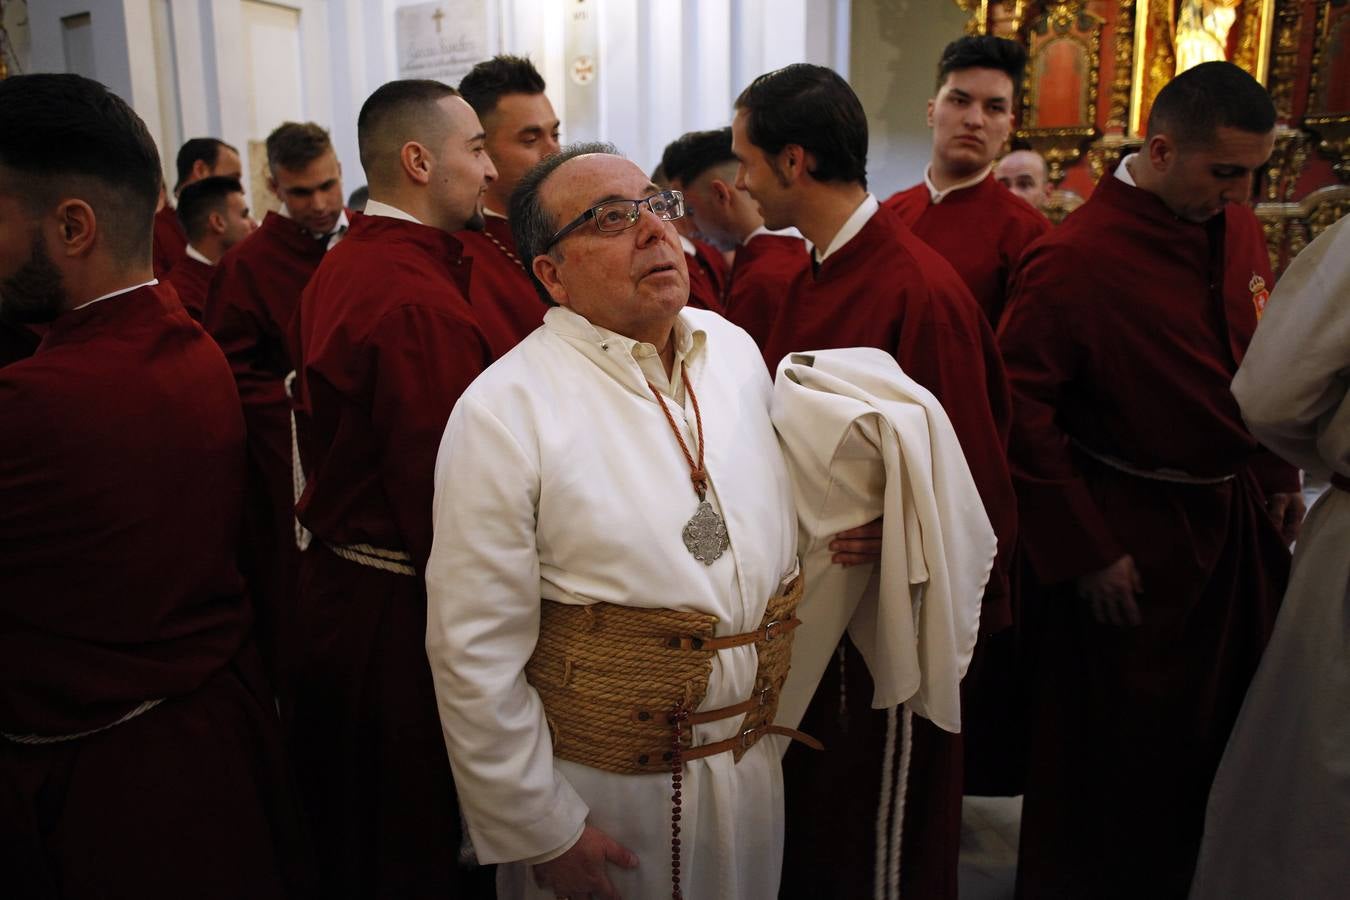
[744,224,804,244]
[484,207,508,220]
[679,235,698,256]
[72,279,159,311]
[1115,153,1139,186]
[278,204,352,239]
[362,199,424,225]
[812,193,879,264]
[924,164,993,204]
[185,244,214,266]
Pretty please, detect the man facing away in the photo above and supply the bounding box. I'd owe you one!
[661,127,808,348]
[883,36,1050,328]
[154,137,242,275]
[457,55,561,355]
[998,61,1302,898]
[995,146,1052,214]
[0,73,307,899]
[288,79,497,899]
[167,176,257,321]
[426,143,804,900]
[204,121,347,704]
[733,62,1017,900]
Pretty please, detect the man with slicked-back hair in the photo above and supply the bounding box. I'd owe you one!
[153,136,242,275]
[0,73,308,899]
[1000,61,1301,898]
[288,78,497,899]
[167,176,256,321]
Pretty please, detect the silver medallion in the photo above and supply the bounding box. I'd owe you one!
[683,501,730,565]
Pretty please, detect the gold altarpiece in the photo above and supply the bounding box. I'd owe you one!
[956,0,1349,273]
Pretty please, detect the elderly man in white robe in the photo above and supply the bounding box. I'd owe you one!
[425,143,812,900]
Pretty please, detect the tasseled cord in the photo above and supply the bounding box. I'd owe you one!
[872,705,914,900]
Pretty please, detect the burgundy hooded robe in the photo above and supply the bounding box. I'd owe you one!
[884,172,1051,326]
[456,215,549,356]
[288,213,495,899]
[152,204,188,276]
[997,173,1297,899]
[0,283,308,899]
[723,232,808,348]
[165,253,214,322]
[764,203,1018,900]
[204,209,333,698]
[885,172,1051,795]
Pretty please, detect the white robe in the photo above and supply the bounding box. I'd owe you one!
[425,306,798,899]
[1191,215,1350,899]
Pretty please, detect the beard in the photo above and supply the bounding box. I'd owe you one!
[463,207,486,232]
[0,232,66,325]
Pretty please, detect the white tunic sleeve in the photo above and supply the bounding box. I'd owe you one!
[1233,216,1350,477]
[425,393,589,863]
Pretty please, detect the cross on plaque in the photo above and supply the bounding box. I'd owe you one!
[431,7,445,33]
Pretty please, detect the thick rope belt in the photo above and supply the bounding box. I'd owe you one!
[1072,438,1236,485]
[324,541,416,576]
[2,698,165,745]
[524,574,818,775]
[283,370,313,552]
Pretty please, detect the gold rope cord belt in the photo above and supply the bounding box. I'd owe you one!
[324,541,416,576]
[1071,438,1237,485]
[524,573,820,774]
[2,698,165,745]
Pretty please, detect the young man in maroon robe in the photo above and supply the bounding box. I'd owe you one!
[998,61,1302,899]
[883,36,1050,328]
[166,176,257,321]
[885,34,1051,798]
[204,121,347,704]
[288,79,498,899]
[661,127,808,347]
[0,73,308,899]
[153,137,242,276]
[733,63,1018,900]
[457,55,560,355]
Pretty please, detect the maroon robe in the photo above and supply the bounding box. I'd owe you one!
[204,209,332,699]
[456,215,549,356]
[886,173,1051,795]
[0,321,42,368]
[153,204,188,277]
[288,214,495,899]
[165,253,214,322]
[998,173,1297,899]
[722,232,808,348]
[685,236,728,313]
[765,203,1018,900]
[0,283,309,899]
[884,172,1051,326]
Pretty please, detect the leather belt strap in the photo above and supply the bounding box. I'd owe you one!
[1072,438,1235,485]
[665,614,801,651]
[682,724,824,762]
[1333,473,1349,493]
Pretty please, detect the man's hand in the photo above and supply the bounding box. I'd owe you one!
[1077,555,1143,627]
[532,825,638,900]
[1267,491,1306,546]
[831,517,883,567]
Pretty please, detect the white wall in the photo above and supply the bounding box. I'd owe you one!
[23,0,857,199]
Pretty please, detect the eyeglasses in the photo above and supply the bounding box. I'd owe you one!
[543,189,685,251]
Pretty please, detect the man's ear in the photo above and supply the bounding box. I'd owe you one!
[53,198,97,259]
[926,97,936,129]
[1147,133,1175,173]
[267,174,281,200]
[779,144,808,183]
[192,159,212,181]
[710,178,734,207]
[208,209,228,237]
[532,253,570,307]
[401,141,432,185]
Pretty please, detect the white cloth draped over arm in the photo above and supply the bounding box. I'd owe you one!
[1232,215,1350,478]
[770,348,995,733]
[425,394,589,864]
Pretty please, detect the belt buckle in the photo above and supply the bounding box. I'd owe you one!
[761,619,782,642]
[739,727,759,749]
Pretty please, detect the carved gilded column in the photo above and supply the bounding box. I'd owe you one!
[1268,0,1303,122]
[1105,0,1136,132]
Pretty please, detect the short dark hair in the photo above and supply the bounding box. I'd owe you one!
[347,185,369,211]
[0,73,160,263]
[1147,61,1275,147]
[734,64,867,187]
[459,55,547,119]
[357,79,459,179]
[660,128,736,187]
[936,35,1027,93]
[266,122,333,175]
[510,141,618,304]
[175,137,237,191]
[176,176,244,242]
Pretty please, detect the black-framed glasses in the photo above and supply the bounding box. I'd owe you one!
[543,189,685,251]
